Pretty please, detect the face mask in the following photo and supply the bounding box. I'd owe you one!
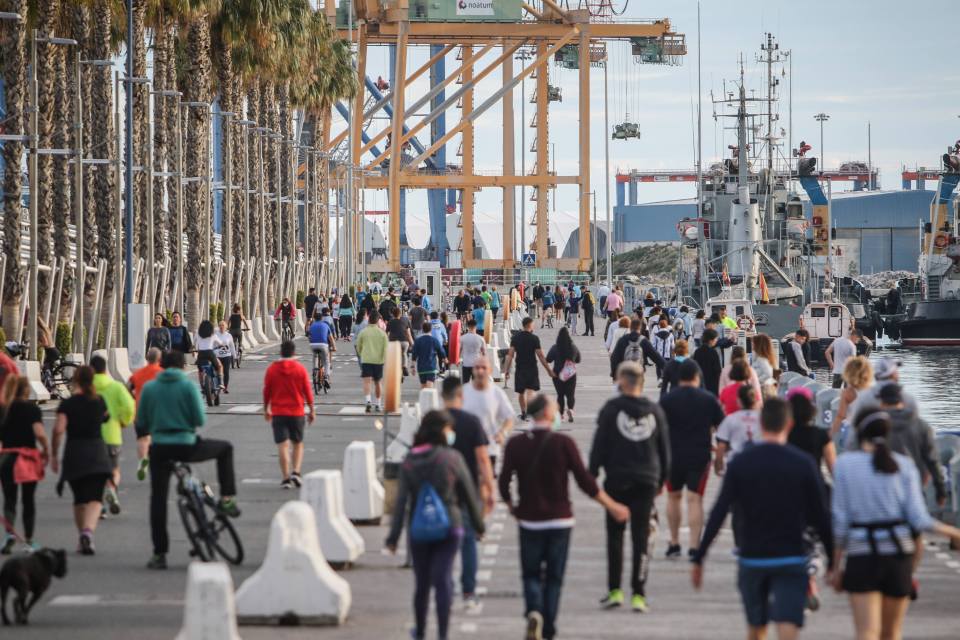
[551,413,561,431]
[445,431,457,447]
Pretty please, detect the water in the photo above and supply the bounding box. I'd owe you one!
[870,346,960,431]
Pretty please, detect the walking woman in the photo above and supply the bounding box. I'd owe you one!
[145,313,172,353]
[338,293,355,341]
[214,321,237,393]
[750,333,777,396]
[546,327,582,422]
[0,376,48,553]
[831,409,960,640]
[50,366,111,554]
[385,410,485,640]
[830,356,874,436]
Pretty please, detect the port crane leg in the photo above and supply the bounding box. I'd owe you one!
[578,27,591,271]
[535,41,549,262]
[462,46,476,265]
[502,43,516,268]
[387,22,408,272]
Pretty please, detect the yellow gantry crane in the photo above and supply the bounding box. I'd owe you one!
[322,0,685,273]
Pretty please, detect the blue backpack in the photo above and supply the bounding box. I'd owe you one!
[410,481,451,543]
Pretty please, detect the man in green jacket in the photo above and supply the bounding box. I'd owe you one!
[90,355,136,515]
[356,310,388,413]
[137,350,239,570]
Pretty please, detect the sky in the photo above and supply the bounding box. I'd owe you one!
[337,0,960,257]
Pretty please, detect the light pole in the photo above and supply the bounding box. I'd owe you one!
[814,112,829,175]
[603,54,612,286]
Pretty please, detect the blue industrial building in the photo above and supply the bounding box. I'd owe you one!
[612,184,936,275]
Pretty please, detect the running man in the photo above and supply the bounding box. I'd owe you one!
[659,360,725,560]
[263,340,315,489]
[356,311,389,412]
[589,361,670,613]
[90,354,135,516]
[129,347,163,481]
[503,317,556,420]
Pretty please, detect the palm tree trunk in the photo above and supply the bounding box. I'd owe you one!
[0,0,27,340]
[54,37,73,320]
[215,39,234,305]
[132,0,148,267]
[92,0,116,346]
[246,83,261,316]
[151,25,169,297]
[73,3,98,307]
[260,79,278,310]
[163,24,178,309]
[278,79,291,263]
[184,13,211,324]
[37,0,60,306]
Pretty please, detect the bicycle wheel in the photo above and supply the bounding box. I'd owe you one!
[203,376,213,407]
[235,347,242,368]
[313,367,321,394]
[178,497,214,561]
[207,511,244,565]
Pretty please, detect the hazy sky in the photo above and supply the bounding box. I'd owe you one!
[335,0,960,256]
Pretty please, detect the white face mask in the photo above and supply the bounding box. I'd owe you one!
[445,431,457,447]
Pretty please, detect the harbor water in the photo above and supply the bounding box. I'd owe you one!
[868,345,960,431]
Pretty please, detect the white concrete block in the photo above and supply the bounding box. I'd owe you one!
[265,316,281,341]
[487,348,503,382]
[126,303,150,369]
[107,347,133,383]
[386,403,420,464]
[16,361,50,402]
[342,441,385,522]
[175,562,242,640]
[67,352,85,365]
[236,501,351,626]
[296,308,306,326]
[300,470,364,564]
[490,331,501,351]
[418,388,439,414]
[251,317,268,345]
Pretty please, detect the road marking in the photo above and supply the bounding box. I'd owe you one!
[227,404,262,414]
[483,544,499,556]
[50,595,102,606]
[937,552,951,560]
[480,558,497,566]
[241,478,273,484]
[477,570,492,581]
[460,622,478,633]
[339,406,369,415]
[946,560,960,569]
[489,522,504,532]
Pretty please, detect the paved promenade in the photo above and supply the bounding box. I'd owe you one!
[10,324,960,638]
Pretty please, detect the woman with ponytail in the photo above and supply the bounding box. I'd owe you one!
[831,409,960,639]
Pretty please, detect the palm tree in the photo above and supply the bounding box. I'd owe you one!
[71,2,98,313]
[131,0,148,266]
[0,0,28,340]
[36,0,61,306]
[53,3,72,319]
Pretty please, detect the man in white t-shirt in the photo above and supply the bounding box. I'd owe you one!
[462,357,514,469]
[714,385,760,475]
[824,328,861,388]
[459,318,486,384]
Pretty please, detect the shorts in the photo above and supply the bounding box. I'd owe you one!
[272,415,306,444]
[737,562,807,628]
[311,344,330,370]
[196,350,216,368]
[514,367,540,394]
[665,461,710,495]
[360,363,384,380]
[107,445,121,470]
[418,372,437,384]
[842,554,913,598]
[68,474,110,505]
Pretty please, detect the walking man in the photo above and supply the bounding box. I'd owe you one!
[503,317,556,420]
[263,340,315,488]
[590,362,670,613]
[500,394,629,640]
[692,398,834,640]
[659,360,725,559]
[824,328,861,388]
[356,311,389,412]
[459,318,486,384]
[462,357,514,471]
[412,322,446,388]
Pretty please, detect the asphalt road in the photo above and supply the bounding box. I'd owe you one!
[6,323,960,639]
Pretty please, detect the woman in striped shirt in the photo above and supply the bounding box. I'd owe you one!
[830,409,960,640]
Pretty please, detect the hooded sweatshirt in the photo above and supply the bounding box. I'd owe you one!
[589,395,670,489]
[135,368,206,446]
[651,327,675,361]
[263,358,313,417]
[609,331,666,378]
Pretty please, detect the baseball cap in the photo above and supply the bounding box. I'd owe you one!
[877,383,904,406]
[873,358,901,381]
[786,386,813,402]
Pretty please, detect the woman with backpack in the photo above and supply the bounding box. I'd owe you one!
[546,327,582,422]
[385,410,485,640]
[651,318,675,380]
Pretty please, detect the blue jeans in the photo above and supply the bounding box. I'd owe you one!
[461,517,478,596]
[519,526,571,640]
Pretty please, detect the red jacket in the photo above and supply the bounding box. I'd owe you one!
[263,358,313,417]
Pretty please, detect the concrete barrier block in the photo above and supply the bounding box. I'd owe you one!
[67,352,85,364]
[418,388,439,414]
[814,388,841,429]
[296,308,306,326]
[236,501,351,626]
[300,470,364,565]
[265,317,281,341]
[250,317,268,345]
[490,331,501,351]
[107,347,133,383]
[16,361,50,402]
[386,403,420,464]
[488,348,503,382]
[174,562,242,640]
[500,329,511,349]
[777,371,801,396]
[342,441,385,523]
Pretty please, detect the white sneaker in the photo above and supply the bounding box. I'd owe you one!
[463,595,482,614]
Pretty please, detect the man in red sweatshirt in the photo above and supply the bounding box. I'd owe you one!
[263,340,315,488]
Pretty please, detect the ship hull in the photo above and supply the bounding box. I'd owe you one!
[898,300,960,346]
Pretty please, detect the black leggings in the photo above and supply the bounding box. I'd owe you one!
[339,315,353,336]
[605,482,658,596]
[1,456,37,540]
[583,312,595,336]
[552,376,577,413]
[217,356,232,389]
[149,438,236,556]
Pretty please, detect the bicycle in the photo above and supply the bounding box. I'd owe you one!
[198,361,221,407]
[173,462,243,565]
[311,348,331,395]
[277,318,294,342]
[231,329,249,369]
[41,357,83,399]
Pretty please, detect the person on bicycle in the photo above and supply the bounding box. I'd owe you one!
[227,304,248,353]
[139,350,240,570]
[540,288,555,328]
[338,293,355,341]
[146,313,172,353]
[193,320,225,390]
[274,297,296,340]
[214,321,237,393]
[36,317,60,373]
[308,311,336,391]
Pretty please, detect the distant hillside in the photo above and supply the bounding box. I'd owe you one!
[599,244,680,279]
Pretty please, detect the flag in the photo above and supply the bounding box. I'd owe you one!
[759,272,770,304]
[721,263,731,286]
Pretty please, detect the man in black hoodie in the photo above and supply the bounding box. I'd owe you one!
[609,319,666,381]
[692,328,722,395]
[589,361,670,613]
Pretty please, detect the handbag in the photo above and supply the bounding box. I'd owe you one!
[558,359,577,382]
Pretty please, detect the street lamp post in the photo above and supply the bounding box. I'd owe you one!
[814,112,829,175]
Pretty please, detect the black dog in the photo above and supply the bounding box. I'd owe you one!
[0,548,67,625]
